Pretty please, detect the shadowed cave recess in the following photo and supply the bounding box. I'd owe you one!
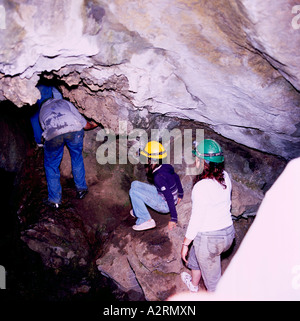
[0,0,299,302]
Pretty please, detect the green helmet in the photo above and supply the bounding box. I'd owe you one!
[192,139,224,163]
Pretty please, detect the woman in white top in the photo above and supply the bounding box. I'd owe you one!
[181,139,235,292]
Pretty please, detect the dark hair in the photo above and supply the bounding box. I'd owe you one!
[144,158,162,184]
[193,161,227,189]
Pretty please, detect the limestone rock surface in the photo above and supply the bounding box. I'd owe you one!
[0,0,299,159]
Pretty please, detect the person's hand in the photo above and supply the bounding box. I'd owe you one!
[177,198,182,205]
[181,244,189,264]
[90,120,98,127]
[88,120,98,129]
[84,120,98,130]
[168,221,177,230]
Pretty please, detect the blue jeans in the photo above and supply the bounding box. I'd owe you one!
[129,181,170,225]
[44,129,87,204]
[187,224,235,292]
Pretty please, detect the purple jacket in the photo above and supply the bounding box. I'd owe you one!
[153,164,184,223]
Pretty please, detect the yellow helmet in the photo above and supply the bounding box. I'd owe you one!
[140,141,167,159]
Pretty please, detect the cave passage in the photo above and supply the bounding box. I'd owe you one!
[0,73,288,302]
[0,93,134,301]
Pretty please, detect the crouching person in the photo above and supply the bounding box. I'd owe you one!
[129,141,183,231]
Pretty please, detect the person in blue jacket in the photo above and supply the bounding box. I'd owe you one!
[129,141,184,231]
[39,98,98,208]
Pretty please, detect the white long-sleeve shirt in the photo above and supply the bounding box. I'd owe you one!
[185,171,233,240]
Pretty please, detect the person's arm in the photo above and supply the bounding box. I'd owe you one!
[84,120,98,130]
[181,237,193,264]
[185,182,207,240]
[65,100,98,130]
[181,182,207,263]
[154,174,178,230]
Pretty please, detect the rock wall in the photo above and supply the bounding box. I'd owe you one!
[0,0,299,159]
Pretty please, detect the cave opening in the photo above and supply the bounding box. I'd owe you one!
[0,99,49,299]
[0,86,136,301]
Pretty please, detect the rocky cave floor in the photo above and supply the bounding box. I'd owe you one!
[1,143,255,301]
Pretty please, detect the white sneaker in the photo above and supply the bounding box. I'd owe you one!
[130,209,135,217]
[181,272,199,292]
[132,219,156,231]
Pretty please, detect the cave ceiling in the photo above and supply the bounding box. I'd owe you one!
[0,0,299,159]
